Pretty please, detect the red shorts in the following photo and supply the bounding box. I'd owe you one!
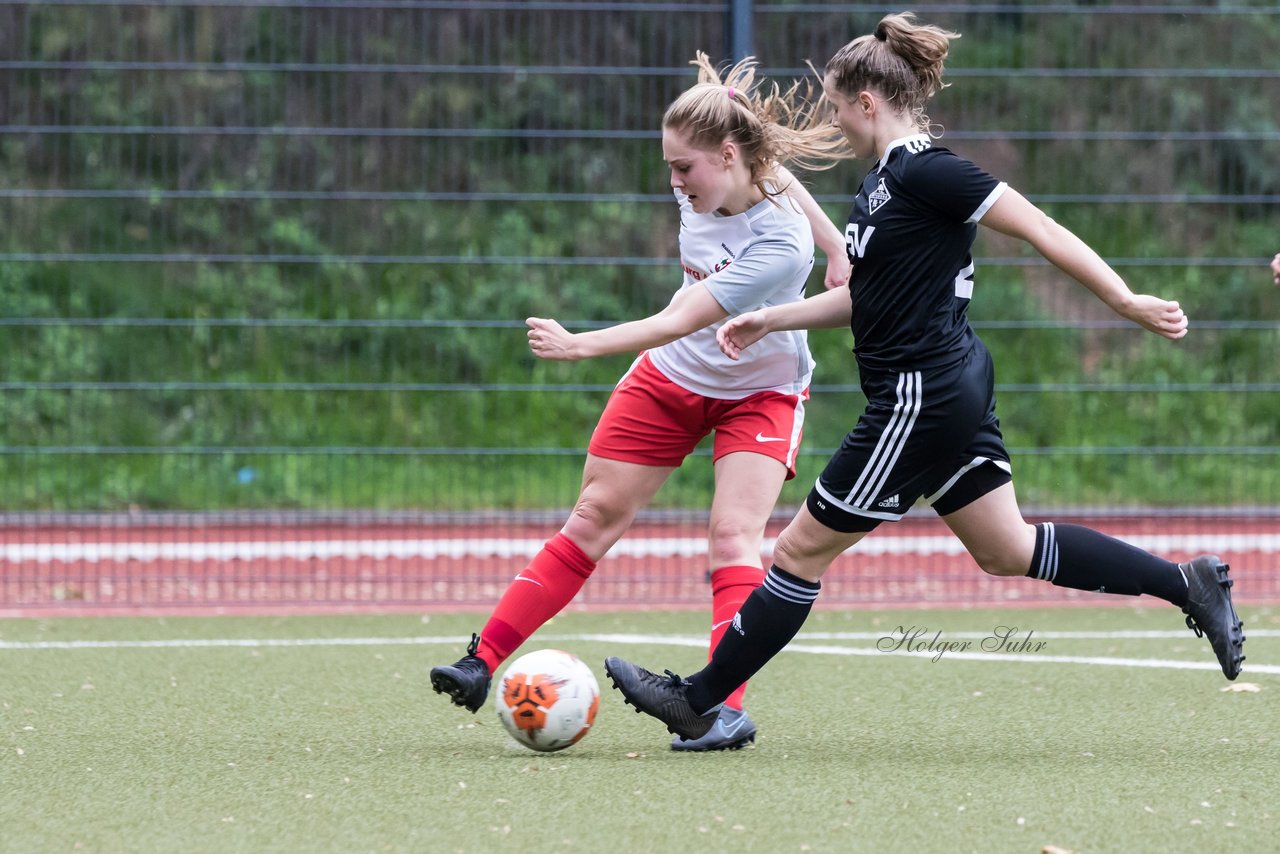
[588,354,808,479]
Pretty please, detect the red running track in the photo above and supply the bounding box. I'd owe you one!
[2,514,1277,616]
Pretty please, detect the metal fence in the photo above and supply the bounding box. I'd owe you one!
[2,1,1278,611]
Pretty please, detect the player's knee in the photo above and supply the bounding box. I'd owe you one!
[969,524,1037,576]
[563,495,629,543]
[972,555,1024,573]
[771,531,827,581]
[968,540,1033,576]
[706,517,761,566]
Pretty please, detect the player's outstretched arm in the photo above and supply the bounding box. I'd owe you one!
[981,188,1188,340]
[1271,252,1279,286]
[527,283,727,361]
[717,284,852,360]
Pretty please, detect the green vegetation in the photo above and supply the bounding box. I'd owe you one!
[2,6,1278,511]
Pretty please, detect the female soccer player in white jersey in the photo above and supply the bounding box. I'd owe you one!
[431,53,851,750]
[605,13,1246,742]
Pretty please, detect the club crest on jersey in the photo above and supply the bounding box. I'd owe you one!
[868,178,892,215]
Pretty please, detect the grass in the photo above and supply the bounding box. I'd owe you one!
[5,447,1280,511]
[1,606,1278,853]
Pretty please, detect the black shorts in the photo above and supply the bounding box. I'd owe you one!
[807,340,1012,534]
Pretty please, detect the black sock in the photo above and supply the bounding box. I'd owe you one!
[686,565,820,713]
[1027,522,1188,606]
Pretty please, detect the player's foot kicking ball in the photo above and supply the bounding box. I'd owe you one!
[603,656,721,740]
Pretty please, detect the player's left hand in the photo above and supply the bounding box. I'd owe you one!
[1271,253,1279,286]
[1122,295,1188,340]
[526,317,581,360]
[717,310,769,359]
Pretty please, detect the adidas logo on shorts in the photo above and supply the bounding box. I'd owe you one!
[877,494,900,509]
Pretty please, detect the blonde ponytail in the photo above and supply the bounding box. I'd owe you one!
[663,52,851,199]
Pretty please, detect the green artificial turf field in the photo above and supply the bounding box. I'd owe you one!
[2,606,1277,853]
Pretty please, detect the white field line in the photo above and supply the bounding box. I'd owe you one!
[780,643,1280,674]
[2,533,1279,563]
[798,629,1280,640]
[1,631,1276,676]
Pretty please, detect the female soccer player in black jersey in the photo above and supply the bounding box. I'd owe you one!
[605,12,1246,741]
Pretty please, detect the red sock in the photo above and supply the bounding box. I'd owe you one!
[475,533,597,672]
[709,565,763,710]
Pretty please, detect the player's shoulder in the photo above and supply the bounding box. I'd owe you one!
[754,192,807,225]
[887,139,982,198]
[739,189,803,233]
[889,136,964,175]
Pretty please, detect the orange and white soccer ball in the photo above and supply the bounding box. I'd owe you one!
[496,649,600,752]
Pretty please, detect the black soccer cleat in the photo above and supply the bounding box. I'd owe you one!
[671,705,757,752]
[603,656,722,741]
[1180,555,1246,680]
[430,633,492,713]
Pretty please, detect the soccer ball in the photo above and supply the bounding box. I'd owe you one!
[496,649,600,752]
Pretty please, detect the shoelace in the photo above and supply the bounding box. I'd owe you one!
[661,669,687,688]
[1185,614,1203,638]
[630,667,686,691]
[466,632,480,656]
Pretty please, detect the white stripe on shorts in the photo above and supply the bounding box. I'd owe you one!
[785,393,806,470]
[846,370,923,509]
[924,457,1013,507]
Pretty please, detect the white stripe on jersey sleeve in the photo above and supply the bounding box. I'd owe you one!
[967,181,1008,223]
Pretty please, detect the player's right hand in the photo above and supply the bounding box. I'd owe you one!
[526,317,581,360]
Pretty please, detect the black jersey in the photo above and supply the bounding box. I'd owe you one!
[844,134,1006,372]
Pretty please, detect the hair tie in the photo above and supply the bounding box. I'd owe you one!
[727,87,736,99]
[875,25,888,41]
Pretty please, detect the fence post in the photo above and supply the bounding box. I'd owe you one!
[727,0,753,60]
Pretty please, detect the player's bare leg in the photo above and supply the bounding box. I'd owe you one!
[671,451,785,751]
[432,457,674,712]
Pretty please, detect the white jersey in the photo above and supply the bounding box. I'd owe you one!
[647,188,816,400]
